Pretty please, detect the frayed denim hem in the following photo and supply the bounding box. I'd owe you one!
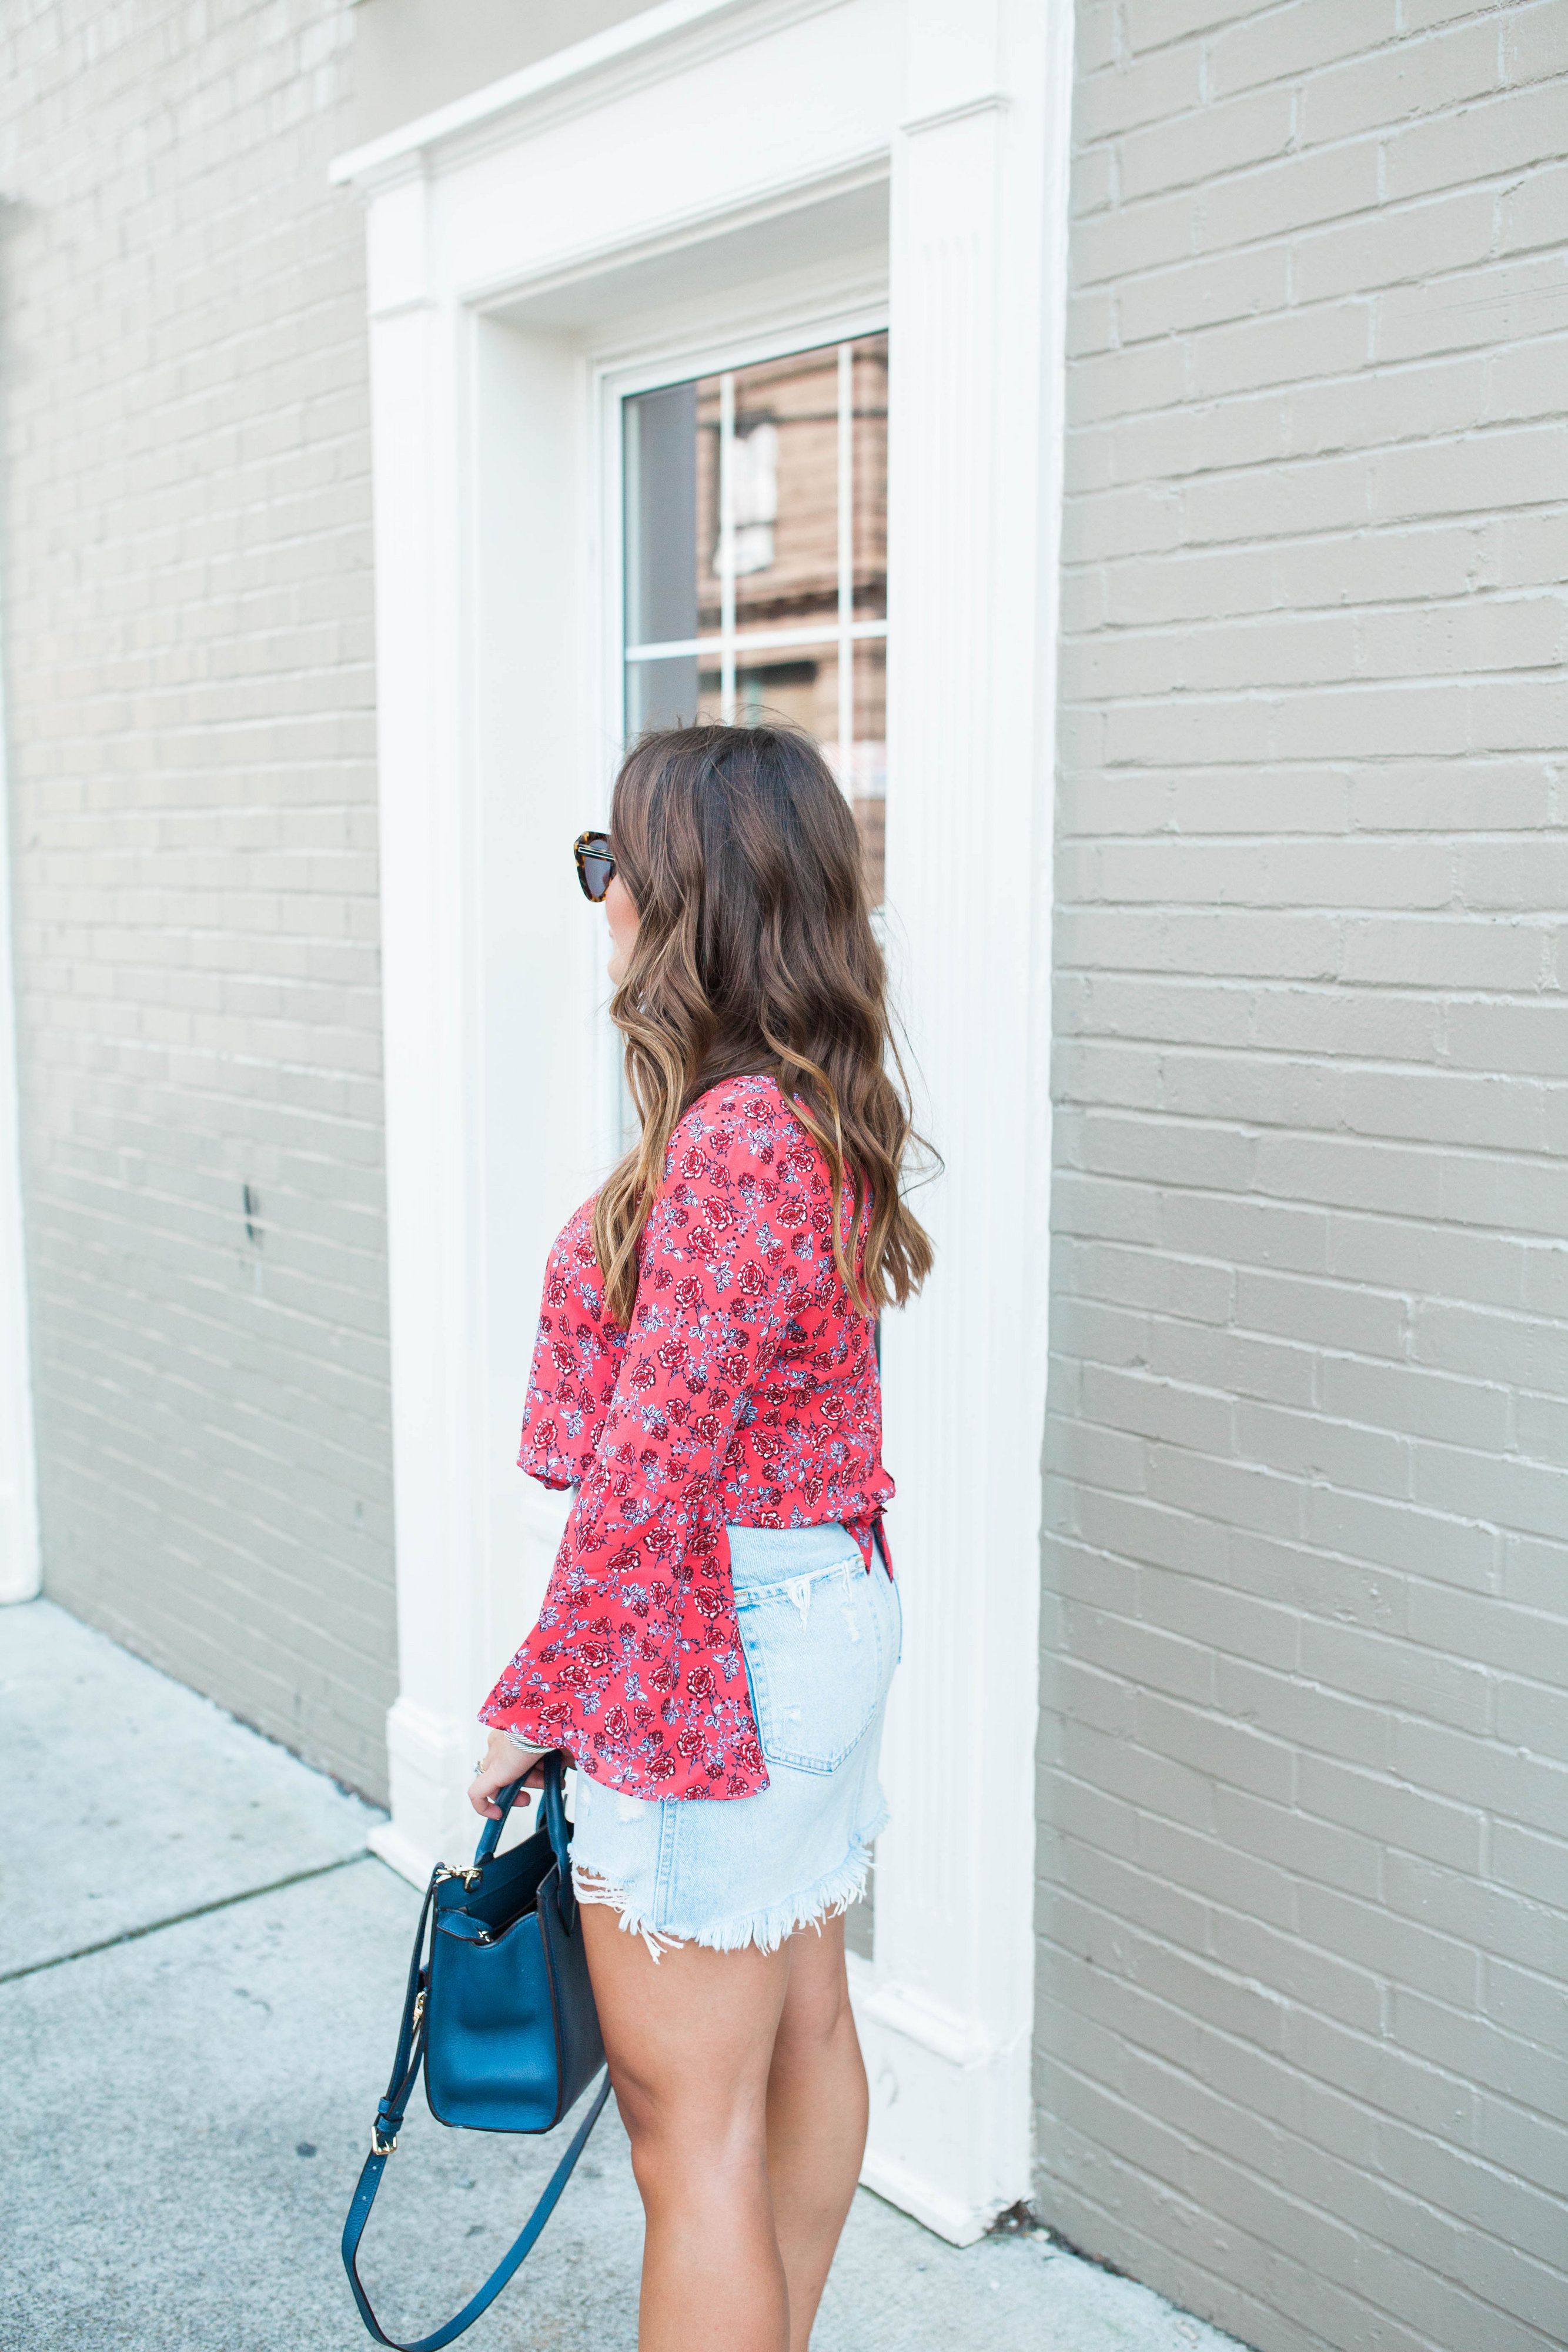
[573,1802,890,1965]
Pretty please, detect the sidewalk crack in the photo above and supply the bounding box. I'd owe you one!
[0,1850,372,1986]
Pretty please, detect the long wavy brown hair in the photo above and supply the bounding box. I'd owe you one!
[591,723,935,1327]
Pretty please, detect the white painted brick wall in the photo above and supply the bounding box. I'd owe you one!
[0,0,394,1800]
[1041,5,1568,2348]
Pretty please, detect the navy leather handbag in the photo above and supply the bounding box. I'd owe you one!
[342,1757,611,2349]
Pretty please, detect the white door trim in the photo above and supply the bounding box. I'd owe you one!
[0,590,41,1608]
[334,0,1071,2244]
[330,0,856,193]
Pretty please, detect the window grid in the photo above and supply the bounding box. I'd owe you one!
[718,370,737,720]
[623,621,890,663]
[622,341,889,789]
[836,339,854,770]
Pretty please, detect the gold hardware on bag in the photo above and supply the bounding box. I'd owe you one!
[433,1863,483,1889]
[371,2126,398,2156]
[411,1990,426,2032]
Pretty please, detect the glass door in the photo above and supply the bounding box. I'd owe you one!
[621,332,889,903]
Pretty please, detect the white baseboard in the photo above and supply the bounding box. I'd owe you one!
[0,1485,41,1604]
[848,1953,1028,2246]
[382,1695,479,1873]
[857,2147,990,2247]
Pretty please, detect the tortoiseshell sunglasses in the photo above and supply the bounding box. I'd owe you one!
[573,829,616,903]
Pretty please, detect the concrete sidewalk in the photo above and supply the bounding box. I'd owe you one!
[1,1600,1244,2352]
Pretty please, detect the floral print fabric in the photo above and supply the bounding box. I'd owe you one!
[479,1074,893,1800]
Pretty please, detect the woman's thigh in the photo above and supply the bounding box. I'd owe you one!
[581,1900,793,2151]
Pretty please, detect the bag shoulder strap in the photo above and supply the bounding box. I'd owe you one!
[340,1803,609,2352]
[341,2068,611,2352]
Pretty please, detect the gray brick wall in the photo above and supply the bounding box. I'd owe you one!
[0,0,394,1800]
[1040,6,1568,2350]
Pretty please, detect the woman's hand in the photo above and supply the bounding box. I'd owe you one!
[468,1727,554,1820]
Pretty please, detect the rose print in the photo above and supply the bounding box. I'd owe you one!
[478,1075,893,1801]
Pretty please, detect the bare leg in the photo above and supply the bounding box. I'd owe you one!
[765,1914,868,2352]
[580,1903,793,2352]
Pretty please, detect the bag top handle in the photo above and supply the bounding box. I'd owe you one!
[472,1750,571,1884]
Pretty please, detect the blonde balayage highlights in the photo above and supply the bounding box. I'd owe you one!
[591,723,934,1327]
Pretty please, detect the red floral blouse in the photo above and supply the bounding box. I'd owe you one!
[478,1073,893,1800]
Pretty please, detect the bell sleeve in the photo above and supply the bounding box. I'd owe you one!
[516,1202,626,1488]
[479,1094,831,1799]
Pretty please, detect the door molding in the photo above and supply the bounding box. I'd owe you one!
[0,623,40,1608]
[334,0,1072,2244]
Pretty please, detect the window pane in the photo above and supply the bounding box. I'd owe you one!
[623,331,888,905]
[624,382,697,650]
[849,638,886,907]
[820,637,886,907]
[693,645,838,728]
[694,379,719,641]
[851,336,888,624]
[627,654,700,736]
[700,346,841,640]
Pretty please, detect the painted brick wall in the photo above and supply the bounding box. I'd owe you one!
[0,0,395,1799]
[1039,6,1568,2350]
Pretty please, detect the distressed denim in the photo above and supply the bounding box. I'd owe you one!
[569,1521,901,1956]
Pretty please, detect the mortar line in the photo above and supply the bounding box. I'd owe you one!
[0,1850,373,1986]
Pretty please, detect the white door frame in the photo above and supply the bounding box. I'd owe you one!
[333,0,1071,2246]
[0,607,40,1608]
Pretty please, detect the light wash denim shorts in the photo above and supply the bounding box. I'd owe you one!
[570,1522,901,1957]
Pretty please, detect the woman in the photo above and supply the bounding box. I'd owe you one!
[466,723,932,2352]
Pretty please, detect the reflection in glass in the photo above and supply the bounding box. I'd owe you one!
[624,382,697,650]
[624,331,888,902]
[841,638,887,907]
[696,346,842,642]
[850,338,888,623]
[628,653,700,737]
[725,421,778,577]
